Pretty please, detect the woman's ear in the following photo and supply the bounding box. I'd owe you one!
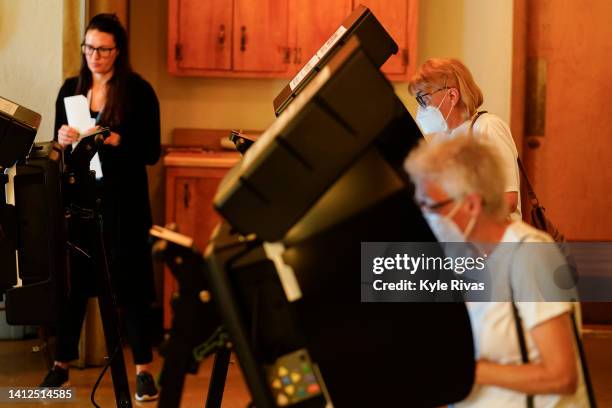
[449,87,461,107]
[464,192,483,216]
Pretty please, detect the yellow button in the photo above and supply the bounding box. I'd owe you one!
[278,366,289,376]
[272,379,282,389]
[291,372,301,383]
[285,385,295,396]
[277,394,289,406]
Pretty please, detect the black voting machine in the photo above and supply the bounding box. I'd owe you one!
[0,98,67,325]
[156,6,475,408]
[0,98,134,407]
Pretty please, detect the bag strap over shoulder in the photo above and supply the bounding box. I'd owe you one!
[509,239,596,408]
[517,158,540,206]
[469,111,488,135]
[509,238,535,408]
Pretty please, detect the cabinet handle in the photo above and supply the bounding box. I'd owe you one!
[240,26,247,52]
[183,183,191,209]
[294,47,301,65]
[218,24,225,46]
[402,48,409,66]
[283,47,291,63]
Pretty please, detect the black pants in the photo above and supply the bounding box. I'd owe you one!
[54,211,153,365]
[54,291,153,365]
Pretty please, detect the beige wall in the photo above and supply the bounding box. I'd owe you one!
[0,0,63,142]
[129,0,513,143]
[396,0,514,122]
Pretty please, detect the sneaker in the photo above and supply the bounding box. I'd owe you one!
[135,372,159,402]
[39,365,69,387]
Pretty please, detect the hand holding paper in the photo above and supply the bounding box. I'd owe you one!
[63,94,104,179]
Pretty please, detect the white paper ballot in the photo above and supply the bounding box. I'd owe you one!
[64,95,103,179]
[64,95,92,134]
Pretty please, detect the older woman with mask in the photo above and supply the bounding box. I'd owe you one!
[404,135,588,407]
[409,58,521,220]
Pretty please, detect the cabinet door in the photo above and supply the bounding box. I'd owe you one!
[173,175,225,250]
[356,0,415,76]
[294,0,353,69]
[233,0,291,72]
[177,0,233,71]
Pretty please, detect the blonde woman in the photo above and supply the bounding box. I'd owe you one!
[409,58,521,220]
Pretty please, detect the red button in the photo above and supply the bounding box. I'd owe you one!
[307,383,320,394]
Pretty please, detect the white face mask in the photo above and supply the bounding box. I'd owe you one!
[423,201,476,242]
[415,90,453,135]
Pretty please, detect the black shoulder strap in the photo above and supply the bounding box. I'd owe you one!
[510,240,596,408]
[469,110,488,135]
[509,237,535,408]
[517,158,540,206]
[510,303,535,408]
[570,309,598,407]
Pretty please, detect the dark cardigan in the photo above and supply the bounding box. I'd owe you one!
[55,73,161,303]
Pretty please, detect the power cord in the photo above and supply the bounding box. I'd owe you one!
[90,342,121,408]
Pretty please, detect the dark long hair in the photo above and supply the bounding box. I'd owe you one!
[76,13,131,126]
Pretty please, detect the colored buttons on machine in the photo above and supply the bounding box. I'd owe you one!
[278,366,289,376]
[277,393,289,406]
[281,376,292,386]
[307,383,321,394]
[290,372,301,383]
[304,373,316,383]
[272,378,282,389]
[284,385,295,396]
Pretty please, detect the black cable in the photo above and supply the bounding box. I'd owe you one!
[90,341,121,408]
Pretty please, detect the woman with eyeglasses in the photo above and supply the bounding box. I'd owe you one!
[404,135,589,408]
[409,58,521,220]
[40,13,160,402]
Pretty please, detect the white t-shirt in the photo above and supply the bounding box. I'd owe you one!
[427,113,522,220]
[455,221,588,408]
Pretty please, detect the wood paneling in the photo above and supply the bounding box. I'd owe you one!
[522,0,612,240]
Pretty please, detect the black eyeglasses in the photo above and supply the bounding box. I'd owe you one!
[415,87,449,108]
[81,44,116,57]
[417,197,455,212]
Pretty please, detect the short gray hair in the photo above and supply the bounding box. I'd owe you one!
[404,134,509,220]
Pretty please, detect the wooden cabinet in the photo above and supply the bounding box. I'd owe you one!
[163,151,241,328]
[169,0,292,77]
[174,0,233,71]
[168,0,418,81]
[294,0,353,68]
[233,0,291,73]
[356,0,419,80]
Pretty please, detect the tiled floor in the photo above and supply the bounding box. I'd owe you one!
[0,328,610,407]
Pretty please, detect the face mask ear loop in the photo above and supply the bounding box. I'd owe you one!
[446,197,477,239]
[463,214,477,239]
[444,199,462,220]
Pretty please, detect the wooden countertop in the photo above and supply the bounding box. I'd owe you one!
[164,150,241,168]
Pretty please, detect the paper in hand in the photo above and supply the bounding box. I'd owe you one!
[63,95,103,179]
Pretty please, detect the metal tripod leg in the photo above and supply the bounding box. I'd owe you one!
[93,217,132,408]
[205,348,231,408]
[157,340,190,408]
